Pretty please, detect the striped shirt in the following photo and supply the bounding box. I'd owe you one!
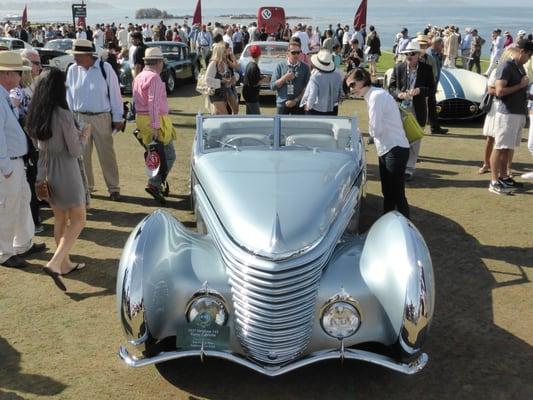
[0,85,27,176]
[132,68,168,129]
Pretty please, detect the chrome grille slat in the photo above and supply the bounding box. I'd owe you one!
[195,184,359,365]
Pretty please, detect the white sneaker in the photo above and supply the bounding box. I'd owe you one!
[520,171,533,179]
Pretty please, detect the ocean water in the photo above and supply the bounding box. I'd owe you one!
[3,5,532,56]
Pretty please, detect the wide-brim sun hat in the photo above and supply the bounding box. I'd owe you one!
[401,40,422,54]
[310,49,335,72]
[417,34,429,45]
[67,39,96,55]
[0,51,32,71]
[143,47,164,60]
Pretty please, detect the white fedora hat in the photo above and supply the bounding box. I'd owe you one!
[310,49,335,72]
[401,40,422,54]
[143,47,164,60]
[67,39,96,55]
[0,51,32,71]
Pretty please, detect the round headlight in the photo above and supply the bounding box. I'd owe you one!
[321,301,361,339]
[469,104,478,113]
[436,105,442,114]
[187,296,228,327]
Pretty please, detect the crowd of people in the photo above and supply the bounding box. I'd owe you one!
[1,16,533,291]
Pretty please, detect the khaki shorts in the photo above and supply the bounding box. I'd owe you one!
[493,112,526,149]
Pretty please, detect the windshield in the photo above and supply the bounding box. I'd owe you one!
[0,38,10,47]
[150,43,183,54]
[44,40,73,51]
[199,116,356,153]
[243,44,287,58]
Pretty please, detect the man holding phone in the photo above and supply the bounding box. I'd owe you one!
[271,41,310,115]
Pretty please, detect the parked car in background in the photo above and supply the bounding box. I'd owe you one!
[119,41,201,94]
[0,37,33,52]
[36,39,104,72]
[117,115,435,376]
[384,67,488,121]
[238,41,288,96]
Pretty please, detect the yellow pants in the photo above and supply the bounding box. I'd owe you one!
[135,114,177,147]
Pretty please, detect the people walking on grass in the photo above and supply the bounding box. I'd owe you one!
[66,39,124,201]
[205,43,235,115]
[0,51,47,270]
[488,40,533,195]
[468,29,484,74]
[485,29,504,76]
[242,44,268,115]
[389,40,436,180]
[271,40,310,115]
[520,49,533,180]
[346,67,411,218]
[365,25,381,80]
[26,68,92,291]
[132,48,177,204]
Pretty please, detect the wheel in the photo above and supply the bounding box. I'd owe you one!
[165,71,176,93]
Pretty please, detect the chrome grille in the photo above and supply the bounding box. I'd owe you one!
[438,99,479,119]
[195,183,360,365]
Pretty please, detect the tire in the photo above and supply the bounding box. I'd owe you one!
[166,71,176,93]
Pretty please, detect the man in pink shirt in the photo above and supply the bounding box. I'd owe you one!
[132,47,177,204]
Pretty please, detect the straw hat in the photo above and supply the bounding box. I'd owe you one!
[143,47,164,60]
[67,39,96,55]
[0,51,32,71]
[310,49,335,72]
[417,34,429,45]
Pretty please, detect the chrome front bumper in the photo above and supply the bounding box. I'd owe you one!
[119,345,428,376]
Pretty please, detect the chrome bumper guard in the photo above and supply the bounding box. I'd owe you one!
[118,345,428,376]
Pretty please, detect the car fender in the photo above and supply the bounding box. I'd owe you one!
[116,210,232,344]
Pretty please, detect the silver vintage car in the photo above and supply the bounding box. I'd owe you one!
[117,115,435,376]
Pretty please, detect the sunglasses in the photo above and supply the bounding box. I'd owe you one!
[31,61,41,66]
[405,52,418,57]
[347,81,357,89]
[289,50,301,55]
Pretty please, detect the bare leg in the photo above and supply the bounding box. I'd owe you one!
[483,137,494,169]
[507,149,514,177]
[46,205,86,274]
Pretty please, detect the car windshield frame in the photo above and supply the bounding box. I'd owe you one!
[44,40,73,51]
[242,43,287,58]
[196,115,360,155]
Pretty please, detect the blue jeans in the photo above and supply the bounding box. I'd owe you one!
[148,142,176,188]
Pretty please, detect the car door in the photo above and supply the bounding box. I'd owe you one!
[174,45,191,80]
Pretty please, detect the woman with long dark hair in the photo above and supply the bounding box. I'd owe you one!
[26,68,91,291]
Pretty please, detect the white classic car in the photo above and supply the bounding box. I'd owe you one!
[37,39,104,72]
[0,36,33,52]
[385,67,488,121]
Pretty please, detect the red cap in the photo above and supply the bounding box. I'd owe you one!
[249,44,261,58]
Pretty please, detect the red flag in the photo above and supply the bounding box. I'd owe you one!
[21,4,28,27]
[353,0,367,29]
[192,0,202,25]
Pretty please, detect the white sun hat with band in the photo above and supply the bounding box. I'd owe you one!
[143,47,165,60]
[310,49,336,73]
[0,51,32,71]
[401,40,422,54]
[67,39,97,55]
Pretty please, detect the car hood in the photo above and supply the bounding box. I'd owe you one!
[437,68,487,102]
[194,150,357,259]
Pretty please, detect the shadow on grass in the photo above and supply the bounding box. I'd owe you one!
[0,337,67,397]
[153,194,533,399]
[90,193,192,211]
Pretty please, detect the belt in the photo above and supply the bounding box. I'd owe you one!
[10,156,24,160]
[77,111,108,115]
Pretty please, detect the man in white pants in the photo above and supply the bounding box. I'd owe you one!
[0,52,46,268]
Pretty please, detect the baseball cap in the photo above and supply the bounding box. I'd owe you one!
[248,44,261,58]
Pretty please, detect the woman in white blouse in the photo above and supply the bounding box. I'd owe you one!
[345,68,411,218]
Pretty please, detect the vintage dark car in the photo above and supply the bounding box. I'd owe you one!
[119,41,201,94]
[117,115,435,376]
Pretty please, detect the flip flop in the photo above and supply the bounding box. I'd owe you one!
[61,263,86,276]
[43,267,67,291]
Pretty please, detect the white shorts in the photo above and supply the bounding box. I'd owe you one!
[493,112,526,149]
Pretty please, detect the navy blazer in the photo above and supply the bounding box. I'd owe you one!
[388,61,435,127]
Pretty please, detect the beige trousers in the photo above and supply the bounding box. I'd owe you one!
[76,113,120,194]
[0,159,34,263]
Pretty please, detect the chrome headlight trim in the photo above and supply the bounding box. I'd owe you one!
[320,292,362,339]
[185,288,229,327]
